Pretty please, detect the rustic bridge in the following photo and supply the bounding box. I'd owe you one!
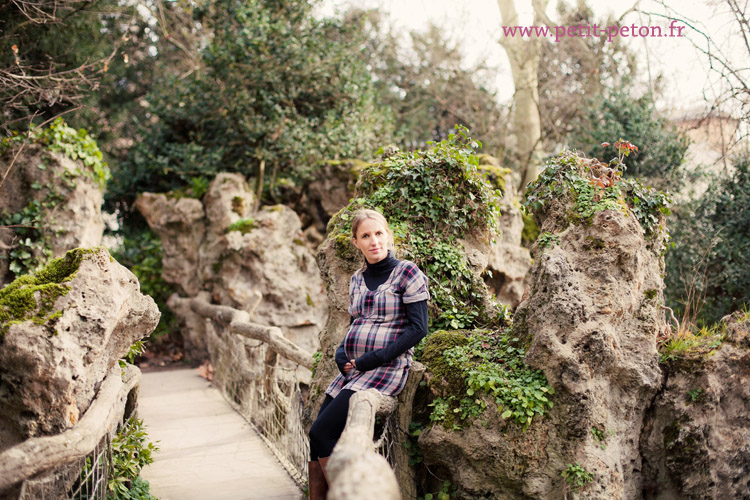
[0,293,416,500]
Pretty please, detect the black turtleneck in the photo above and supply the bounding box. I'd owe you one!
[335,251,429,374]
[362,250,399,290]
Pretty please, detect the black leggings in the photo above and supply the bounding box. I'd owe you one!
[308,389,355,460]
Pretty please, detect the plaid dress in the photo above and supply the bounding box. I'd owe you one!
[326,259,430,398]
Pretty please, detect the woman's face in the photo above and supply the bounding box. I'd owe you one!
[352,218,389,264]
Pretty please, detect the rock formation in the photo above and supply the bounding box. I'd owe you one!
[484,164,532,307]
[294,160,364,237]
[0,144,106,286]
[135,172,327,358]
[0,247,159,449]
[418,152,668,499]
[640,311,750,499]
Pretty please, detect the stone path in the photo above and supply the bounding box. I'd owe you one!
[139,368,304,500]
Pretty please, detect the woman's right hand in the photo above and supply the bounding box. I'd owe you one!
[343,360,356,374]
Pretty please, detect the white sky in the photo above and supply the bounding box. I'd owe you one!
[319,0,749,118]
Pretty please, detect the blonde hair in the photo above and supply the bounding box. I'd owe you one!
[350,209,394,249]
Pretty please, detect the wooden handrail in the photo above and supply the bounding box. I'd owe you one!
[167,293,314,370]
[0,364,140,490]
[327,389,401,500]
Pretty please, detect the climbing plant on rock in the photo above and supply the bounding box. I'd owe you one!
[421,329,554,429]
[327,128,506,331]
[523,149,671,255]
[0,118,110,278]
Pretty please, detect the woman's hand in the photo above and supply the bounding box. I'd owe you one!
[343,359,357,374]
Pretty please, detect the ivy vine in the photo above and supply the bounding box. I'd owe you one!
[1,118,110,278]
[328,127,506,331]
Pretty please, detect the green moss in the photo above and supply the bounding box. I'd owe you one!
[644,289,658,300]
[477,163,512,195]
[584,235,607,251]
[422,330,471,392]
[293,238,305,246]
[333,232,356,261]
[231,196,246,215]
[0,247,97,335]
[306,293,314,307]
[663,415,690,448]
[226,218,256,234]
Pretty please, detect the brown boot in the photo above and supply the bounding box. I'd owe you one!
[318,456,330,484]
[308,460,328,500]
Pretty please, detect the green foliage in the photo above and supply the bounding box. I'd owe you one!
[537,232,560,249]
[1,119,110,278]
[329,129,504,331]
[562,463,594,489]
[35,118,110,189]
[403,422,425,466]
[619,178,672,237]
[658,323,725,366]
[111,476,158,500]
[119,341,148,370]
[686,388,704,403]
[111,229,175,340]
[523,150,670,253]
[169,177,211,201]
[0,248,94,335]
[108,0,392,216]
[568,88,690,190]
[0,200,52,277]
[225,218,256,234]
[422,329,554,430]
[591,426,613,450]
[108,417,159,500]
[311,350,322,378]
[421,480,456,500]
[666,151,750,324]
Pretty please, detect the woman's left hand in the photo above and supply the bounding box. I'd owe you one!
[343,359,357,374]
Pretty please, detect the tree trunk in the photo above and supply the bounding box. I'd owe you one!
[497,0,547,194]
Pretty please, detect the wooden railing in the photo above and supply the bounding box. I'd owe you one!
[0,364,140,498]
[328,390,401,500]
[168,293,407,498]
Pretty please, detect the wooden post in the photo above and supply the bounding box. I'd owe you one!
[327,389,400,500]
[168,293,314,370]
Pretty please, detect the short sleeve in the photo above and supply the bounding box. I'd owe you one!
[401,262,430,304]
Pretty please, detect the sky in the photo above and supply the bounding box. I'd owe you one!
[318,0,748,118]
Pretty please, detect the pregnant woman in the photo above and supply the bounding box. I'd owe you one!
[307,209,430,499]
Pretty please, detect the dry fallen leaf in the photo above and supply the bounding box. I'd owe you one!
[197,360,214,382]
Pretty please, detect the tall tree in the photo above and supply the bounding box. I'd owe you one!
[496,0,546,193]
[354,9,509,154]
[538,1,637,148]
[0,0,126,133]
[106,0,394,216]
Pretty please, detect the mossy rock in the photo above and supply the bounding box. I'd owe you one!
[422,330,471,394]
[0,248,98,336]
